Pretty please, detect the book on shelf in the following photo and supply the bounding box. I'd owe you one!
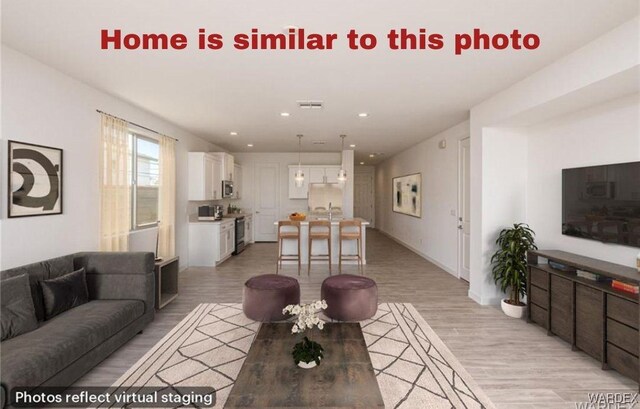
[611,280,639,295]
[576,270,611,283]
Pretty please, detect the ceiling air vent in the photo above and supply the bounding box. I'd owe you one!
[312,141,326,145]
[297,100,324,109]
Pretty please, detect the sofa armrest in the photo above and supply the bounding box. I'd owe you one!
[73,252,155,313]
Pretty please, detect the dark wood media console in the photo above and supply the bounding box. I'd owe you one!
[526,249,639,385]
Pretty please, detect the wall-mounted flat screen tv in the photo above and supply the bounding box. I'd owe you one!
[562,161,640,248]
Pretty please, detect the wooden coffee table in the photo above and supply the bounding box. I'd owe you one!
[224,322,384,408]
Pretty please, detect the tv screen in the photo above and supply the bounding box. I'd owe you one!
[562,161,640,248]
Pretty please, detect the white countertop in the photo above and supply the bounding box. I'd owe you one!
[274,217,370,226]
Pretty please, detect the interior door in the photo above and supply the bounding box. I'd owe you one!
[354,171,374,226]
[255,163,279,242]
[458,137,471,281]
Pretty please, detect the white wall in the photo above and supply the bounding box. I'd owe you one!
[469,17,640,305]
[526,94,640,262]
[375,121,469,276]
[1,46,223,269]
[231,152,342,219]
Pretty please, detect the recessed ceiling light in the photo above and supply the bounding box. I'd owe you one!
[230,131,238,136]
[358,113,368,117]
[280,112,290,117]
[369,154,375,158]
[247,144,253,147]
[349,144,356,148]
[360,162,365,165]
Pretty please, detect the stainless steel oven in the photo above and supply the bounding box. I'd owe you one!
[222,180,234,198]
[233,216,246,255]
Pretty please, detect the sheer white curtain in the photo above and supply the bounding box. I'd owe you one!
[158,135,176,259]
[99,114,131,251]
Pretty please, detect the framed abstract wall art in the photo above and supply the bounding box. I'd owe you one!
[392,173,421,218]
[8,140,63,218]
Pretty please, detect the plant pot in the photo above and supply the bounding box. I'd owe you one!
[297,358,320,369]
[501,299,526,319]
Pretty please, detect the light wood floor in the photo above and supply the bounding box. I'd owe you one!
[76,229,636,408]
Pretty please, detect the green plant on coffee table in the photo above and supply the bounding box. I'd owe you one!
[283,300,328,366]
[491,223,537,306]
[292,336,324,366]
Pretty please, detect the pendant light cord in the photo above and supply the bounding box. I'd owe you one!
[297,134,303,168]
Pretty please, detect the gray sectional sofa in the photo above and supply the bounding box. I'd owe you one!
[0,252,155,407]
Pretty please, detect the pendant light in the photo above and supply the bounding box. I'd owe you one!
[337,134,347,182]
[294,134,305,187]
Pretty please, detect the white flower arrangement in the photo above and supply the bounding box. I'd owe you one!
[282,300,328,334]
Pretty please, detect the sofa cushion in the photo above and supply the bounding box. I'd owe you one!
[1,274,38,341]
[41,268,89,319]
[1,255,75,321]
[0,300,144,393]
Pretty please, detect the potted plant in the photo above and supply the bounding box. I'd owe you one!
[283,300,328,368]
[491,223,537,318]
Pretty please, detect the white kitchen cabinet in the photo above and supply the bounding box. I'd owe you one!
[324,166,341,183]
[309,168,326,184]
[188,220,235,266]
[288,166,310,199]
[233,164,242,199]
[189,153,223,200]
[211,152,234,181]
[222,221,235,258]
[288,165,343,199]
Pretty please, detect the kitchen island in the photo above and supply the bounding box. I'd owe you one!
[274,218,370,266]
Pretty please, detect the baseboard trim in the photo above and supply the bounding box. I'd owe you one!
[376,229,458,278]
[468,288,502,306]
[468,289,482,304]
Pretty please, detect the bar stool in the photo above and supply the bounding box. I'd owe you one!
[276,221,301,275]
[339,220,363,274]
[308,220,332,275]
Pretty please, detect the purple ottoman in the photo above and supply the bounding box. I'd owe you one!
[321,274,378,321]
[243,274,300,322]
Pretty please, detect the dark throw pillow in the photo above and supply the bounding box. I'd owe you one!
[1,274,38,341]
[40,268,89,320]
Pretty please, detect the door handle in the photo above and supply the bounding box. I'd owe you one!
[458,225,463,229]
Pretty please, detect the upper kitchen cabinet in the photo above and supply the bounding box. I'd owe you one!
[324,166,341,183]
[309,166,342,184]
[211,152,235,181]
[233,163,242,199]
[188,152,223,200]
[288,165,342,199]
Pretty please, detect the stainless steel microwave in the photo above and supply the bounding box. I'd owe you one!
[222,180,234,198]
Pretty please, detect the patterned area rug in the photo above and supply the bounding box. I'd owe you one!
[107,303,495,408]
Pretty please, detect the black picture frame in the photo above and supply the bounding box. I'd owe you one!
[8,140,63,218]
[392,173,422,218]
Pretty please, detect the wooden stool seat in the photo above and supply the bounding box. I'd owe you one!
[339,220,363,274]
[308,220,332,275]
[276,221,301,275]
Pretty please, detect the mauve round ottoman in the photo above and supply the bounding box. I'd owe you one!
[321,274,378,321]
[243,274,300,322]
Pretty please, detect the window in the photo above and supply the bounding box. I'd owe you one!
[130,133,160,229]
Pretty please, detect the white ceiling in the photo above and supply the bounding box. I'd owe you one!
[2,1,638,164]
